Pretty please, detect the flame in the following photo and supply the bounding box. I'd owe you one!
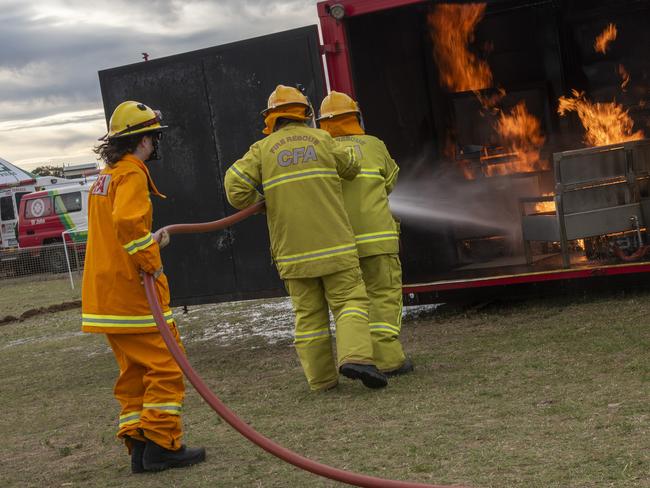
[428,3,547,178]
[461,162,475,180]
[594,23,617,54]
[558,89,645,146]
[481,151,524,177]
[534,193,556,213]
[453,100,547,179]
[478,87,506,112]
[491,102,546,174]
[618,64,630,91]
[428,3,492,92]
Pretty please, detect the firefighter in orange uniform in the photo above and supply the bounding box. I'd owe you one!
[82,101,205,473]
[318,91,413,376]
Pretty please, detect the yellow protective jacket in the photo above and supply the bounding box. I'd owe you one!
[81,154,173,334]
[335,135,400,257]
[224,122,360,279]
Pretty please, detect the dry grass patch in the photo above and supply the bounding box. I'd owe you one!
[0,289,648,487]
[0,275,81,318]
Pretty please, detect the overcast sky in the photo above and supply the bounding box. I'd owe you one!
[0,0,320,171]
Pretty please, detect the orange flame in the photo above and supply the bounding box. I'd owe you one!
[534,193,556,213]
[557,89,645,147]
[428,3,492,92]
[594,23,617,54]
[618,64,630,91]
[491,102,546,174]
[428,3,546,178]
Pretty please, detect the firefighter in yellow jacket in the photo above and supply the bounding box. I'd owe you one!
[82,101,205,473]
[318,91,413,376]
[224,85,388,391]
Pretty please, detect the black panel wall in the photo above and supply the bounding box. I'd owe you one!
[99,26,325,305]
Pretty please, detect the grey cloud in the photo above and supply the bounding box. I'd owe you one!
[0,111,104,132]
[0,0,319,166]
[0,0,318,121]
[0,120,105,167]
[35,0,185,28]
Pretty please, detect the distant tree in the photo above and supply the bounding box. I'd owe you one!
[32,165,64,177]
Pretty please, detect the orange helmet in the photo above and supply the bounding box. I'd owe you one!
[317,91,360,121]
[261,85,312,117]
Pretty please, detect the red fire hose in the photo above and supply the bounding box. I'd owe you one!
[143,202,469,488]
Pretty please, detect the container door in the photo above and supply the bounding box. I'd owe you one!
[98,26,325,306]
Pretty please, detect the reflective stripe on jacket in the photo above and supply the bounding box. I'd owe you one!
[335,135,400,257]
[224,122,360,278]
[81,154,172,334]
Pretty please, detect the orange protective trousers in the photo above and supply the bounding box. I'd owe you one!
[106,322,185,451]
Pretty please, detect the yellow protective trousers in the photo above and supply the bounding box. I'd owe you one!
[106,322,185,451]
[285,266,376,391]
[360,254,406,372]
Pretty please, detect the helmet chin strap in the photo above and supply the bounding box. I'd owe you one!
[146,137,161,162]
[358,113,366,131]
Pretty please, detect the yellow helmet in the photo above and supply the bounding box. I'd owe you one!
[103,101,167,140]
[317,91,360,121]
[261,85,312,117]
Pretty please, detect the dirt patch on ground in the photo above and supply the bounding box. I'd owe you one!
[0,300,81,325]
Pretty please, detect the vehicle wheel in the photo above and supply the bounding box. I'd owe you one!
[0,256,15,278]
[46,245,68,274]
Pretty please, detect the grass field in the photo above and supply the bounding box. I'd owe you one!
[0,275,81,318]
[1,280,648,488]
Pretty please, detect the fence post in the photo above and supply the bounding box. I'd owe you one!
[61,225,88,290]
[61,229,75,289]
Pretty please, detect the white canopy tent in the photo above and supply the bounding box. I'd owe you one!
[0,157,36,189]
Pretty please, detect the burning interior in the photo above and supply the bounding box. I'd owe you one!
[345,0,650,282]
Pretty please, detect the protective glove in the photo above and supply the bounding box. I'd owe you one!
[158,229,170,249]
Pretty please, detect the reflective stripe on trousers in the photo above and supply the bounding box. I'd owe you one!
[106,322,186,451]
[285,266,375,391]
[360,254,406,372]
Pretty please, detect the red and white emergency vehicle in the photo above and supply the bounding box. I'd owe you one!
[0,176,72,250]
[17,181,92,249]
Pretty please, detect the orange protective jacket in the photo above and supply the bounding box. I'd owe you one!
[81,154,173,334]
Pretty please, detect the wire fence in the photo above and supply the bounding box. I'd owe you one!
[0,240,86,288]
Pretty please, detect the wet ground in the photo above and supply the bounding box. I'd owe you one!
[176,297,440,346]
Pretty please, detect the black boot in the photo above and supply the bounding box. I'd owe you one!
[384,358,414,378]
[142,440,206,472]
[339,363,388,389]
[129,438,146,474]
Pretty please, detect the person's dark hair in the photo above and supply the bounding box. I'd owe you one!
[93,134,144,167]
